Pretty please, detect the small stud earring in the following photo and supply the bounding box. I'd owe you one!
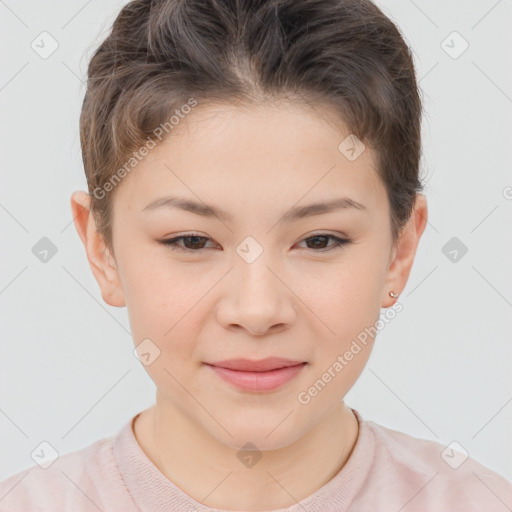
[389,291,398,299]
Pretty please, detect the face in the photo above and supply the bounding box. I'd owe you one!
[98,100,399,450]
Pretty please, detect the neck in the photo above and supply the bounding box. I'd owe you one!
[134,398,359,511]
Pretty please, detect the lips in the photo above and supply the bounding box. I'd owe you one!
[206,357,305,372]
[204,358,307,392]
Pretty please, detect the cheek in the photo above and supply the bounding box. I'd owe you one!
[294,254,386,393]
[118,252,200,348]
[294,255,385,335]
[299,285,378,410]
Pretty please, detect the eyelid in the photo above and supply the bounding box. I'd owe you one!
[300,230,349,240]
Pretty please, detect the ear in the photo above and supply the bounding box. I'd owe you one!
[381,193,428,308]
[70,190,126,307]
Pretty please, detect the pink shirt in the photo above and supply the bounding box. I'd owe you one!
[1,409,511,511]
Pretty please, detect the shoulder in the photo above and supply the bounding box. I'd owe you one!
[0,433,131,512]
[361,418,512,512]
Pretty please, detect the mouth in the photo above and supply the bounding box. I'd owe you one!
[204,358,307,392]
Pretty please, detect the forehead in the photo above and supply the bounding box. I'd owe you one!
[115,100,385,218]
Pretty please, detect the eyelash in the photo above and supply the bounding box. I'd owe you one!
[160,233,351,253]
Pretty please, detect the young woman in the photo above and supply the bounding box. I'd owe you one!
[1,0,510,510]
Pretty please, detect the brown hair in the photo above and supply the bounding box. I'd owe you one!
[80,0,425,252]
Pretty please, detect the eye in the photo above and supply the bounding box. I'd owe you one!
[160,234,215,252]
[160,233,351,253]
[297,233,351,252]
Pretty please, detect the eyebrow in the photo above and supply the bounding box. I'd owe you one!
[141,195,367,223]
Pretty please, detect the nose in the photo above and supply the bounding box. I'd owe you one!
[216,256,296,337]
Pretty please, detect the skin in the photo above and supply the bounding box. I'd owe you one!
[71,99,427,511]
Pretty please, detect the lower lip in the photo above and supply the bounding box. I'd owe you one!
[206,363,306,392]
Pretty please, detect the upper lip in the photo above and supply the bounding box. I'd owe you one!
[206,357,305,372]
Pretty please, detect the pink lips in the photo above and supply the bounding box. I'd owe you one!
[205,357,306,392]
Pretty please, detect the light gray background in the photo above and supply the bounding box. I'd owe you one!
[1,0,511,489]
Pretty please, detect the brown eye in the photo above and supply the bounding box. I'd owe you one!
[161,235,214,252]
[299,234,351,252]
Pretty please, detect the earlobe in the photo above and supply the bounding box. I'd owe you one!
[70,191,126,308]
[381,194,428,308]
